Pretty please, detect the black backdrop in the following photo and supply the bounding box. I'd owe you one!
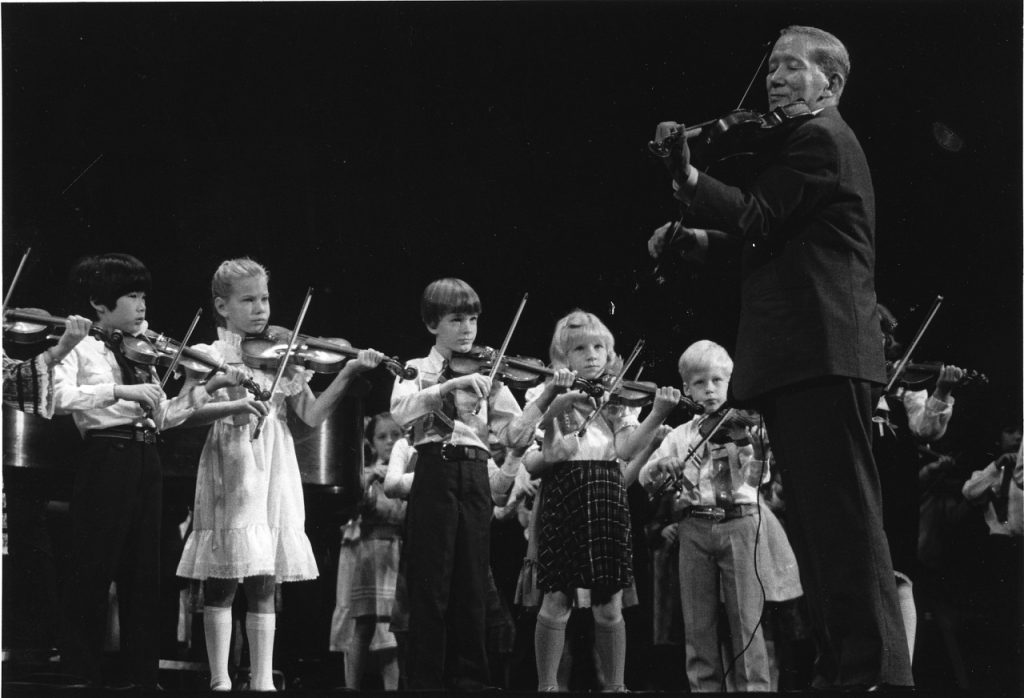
[3,0,1021,443]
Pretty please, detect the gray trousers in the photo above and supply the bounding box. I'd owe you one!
[678,513,771,692]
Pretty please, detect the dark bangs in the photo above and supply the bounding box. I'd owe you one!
[69,253,151,312]
[420,278,481,327]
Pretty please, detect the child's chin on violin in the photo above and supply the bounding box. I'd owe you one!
[682,364,729,415]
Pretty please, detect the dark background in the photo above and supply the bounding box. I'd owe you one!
[3,0,1021,445]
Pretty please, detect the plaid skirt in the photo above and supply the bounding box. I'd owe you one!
[537,460,633,602]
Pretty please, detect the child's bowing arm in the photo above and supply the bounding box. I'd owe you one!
[155,365,255,431]
[485,379,523,446]
[505,368,574,449]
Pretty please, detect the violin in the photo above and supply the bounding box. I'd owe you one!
[123,330,271,401]
[647,406,760,501]
[592,372,704,414]
[695,406,760,443]
[3,307,270,403]
[447,346,605,399]
[241,327,418,381]
[886,360,988,390]
[648,102,817,165]
[3,307,72,344]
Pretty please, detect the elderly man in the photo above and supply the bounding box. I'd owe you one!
[648,26,912,690]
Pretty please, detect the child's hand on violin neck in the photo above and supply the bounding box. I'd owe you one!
[343,348,386,374]
[650,386,682,417]
[207,365,248,391]
[549,367,577,391]
[55,315,93,352]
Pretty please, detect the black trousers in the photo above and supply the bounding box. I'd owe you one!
[759,376,913,689]
[60,436,163,687]
[403,453,491,689]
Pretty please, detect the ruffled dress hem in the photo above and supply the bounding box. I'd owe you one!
[177,525,318,582]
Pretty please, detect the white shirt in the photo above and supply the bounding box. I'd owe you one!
[902,388,953,441]
[638,415,768,507]
[53,331,210,435]
[390,346,521,451]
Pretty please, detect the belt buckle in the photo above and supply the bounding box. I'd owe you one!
[440,442,456,461]
[141,430,157,445]
[692,507,726,522]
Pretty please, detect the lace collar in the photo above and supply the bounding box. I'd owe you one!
[217,327,244,361]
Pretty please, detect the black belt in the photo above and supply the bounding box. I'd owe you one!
[416,442,490,462]
[682,503,757,522]
[87,424,159,445]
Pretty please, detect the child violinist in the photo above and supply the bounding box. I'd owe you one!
[505,309,679,693]
[637,340,774,692]
[388,277,522,690]
[331,412,406,690]
[52,253,248,689]
[3,314,92,416]
[175,258,384,691]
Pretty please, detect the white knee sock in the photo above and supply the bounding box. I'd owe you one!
[204,606,234,691]
[535,613,568,691]
[246,612,277,691]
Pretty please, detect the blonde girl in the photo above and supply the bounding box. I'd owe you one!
[176,258,383,691]
[506,310,679,692]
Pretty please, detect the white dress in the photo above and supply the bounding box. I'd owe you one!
[176,328,319,582]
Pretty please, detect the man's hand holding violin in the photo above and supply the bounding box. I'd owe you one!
[648,220,701,263]
[652,120,692,184]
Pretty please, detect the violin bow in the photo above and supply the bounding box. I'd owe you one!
[884,295,944,394]
[652,47,772,279]
[734,40,774,111]
[252,287,314,441]
[576,338,645,437]
[2,247,32,316]
[159,308,203,391]
[648,407,735,502]
[468,293,528,416]
[648,40,773,159]
[488,293,529,381]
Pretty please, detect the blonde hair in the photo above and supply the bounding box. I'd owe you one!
[677,340,733,382]
[549,309,617,371]
[210,257,268,327]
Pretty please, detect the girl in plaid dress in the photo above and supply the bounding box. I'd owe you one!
[505,310,679,692]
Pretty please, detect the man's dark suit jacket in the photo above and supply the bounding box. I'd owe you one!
[684,106,886,401]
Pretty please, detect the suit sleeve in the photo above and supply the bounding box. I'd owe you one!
[687,119,841,243]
